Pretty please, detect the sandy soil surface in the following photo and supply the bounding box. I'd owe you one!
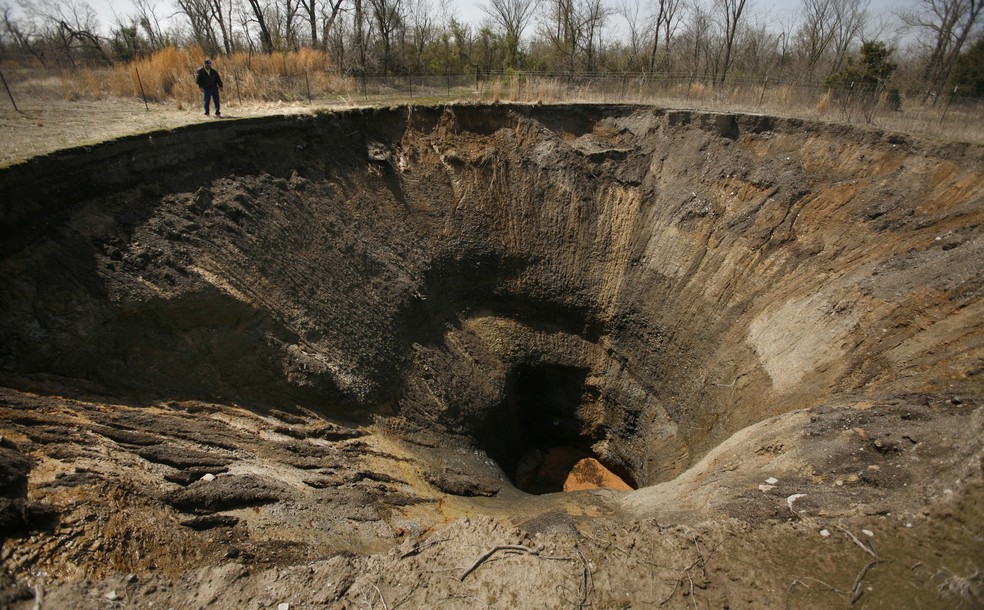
[0,98,348,167]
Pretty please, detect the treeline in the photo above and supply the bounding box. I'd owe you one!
[1,0,982,98]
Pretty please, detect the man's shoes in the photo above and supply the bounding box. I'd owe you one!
[215,112,221,117]
[204,112,209,116]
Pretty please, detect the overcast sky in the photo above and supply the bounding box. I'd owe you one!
[80,0,919,42]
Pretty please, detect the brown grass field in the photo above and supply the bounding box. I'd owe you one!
[1,47,981,167]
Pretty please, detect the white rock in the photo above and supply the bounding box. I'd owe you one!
[758,484,775,492]
[278,604,290,610]
[765,477,779,485]
[786,494,807,511]
[105,590,120,601]
[201,473,216,482]
[819,529,831,537]
[861,529,874,537]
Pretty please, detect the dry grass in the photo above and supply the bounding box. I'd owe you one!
[16,47,359,108]
[469,74,984,145]
[2,58,982,145]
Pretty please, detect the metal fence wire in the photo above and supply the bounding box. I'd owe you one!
[2,66,982,144]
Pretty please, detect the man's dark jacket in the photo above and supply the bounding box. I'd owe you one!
[195,67,223,89]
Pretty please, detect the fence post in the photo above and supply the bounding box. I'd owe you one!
[446,71,451,98]
[0,68,19,112]
[305,70,311,102]
[940,85,958,124]
[235,72,243,106]
[757,77,768,108]
[134,66,149,111]
[408,75,413,99]
[362,72,368,102]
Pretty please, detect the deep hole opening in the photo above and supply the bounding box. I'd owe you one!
[477,363,637,494]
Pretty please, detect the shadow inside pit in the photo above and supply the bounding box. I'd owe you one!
[475,363,637,494]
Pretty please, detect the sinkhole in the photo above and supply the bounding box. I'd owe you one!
[475,364,636,494]
[1,103,981,500]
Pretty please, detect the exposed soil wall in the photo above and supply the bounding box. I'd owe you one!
[1,104,983,608]
[2,104,983,487]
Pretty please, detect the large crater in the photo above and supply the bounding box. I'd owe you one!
[1,104,982,495]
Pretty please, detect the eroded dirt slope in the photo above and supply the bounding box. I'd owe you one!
[0,104,982,607]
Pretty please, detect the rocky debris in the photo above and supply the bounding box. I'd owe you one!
[133,444,232,469]
[516,447,634,494]
[38,469,104,488]
[179,514,241,530]
[0,441,31,495]
[302,473,351,488]
[164,465,230,486]
[426,467,501,497]
[94,409,244,451]
[562,457,634,492]
[0,568,33,606]
[272,423,366,442]
[272,440,344,470]
[90,425,163,446]
[0,440,57,536]
[165,475,283,514]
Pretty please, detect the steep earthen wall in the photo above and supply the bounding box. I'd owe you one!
[1,104,981,485]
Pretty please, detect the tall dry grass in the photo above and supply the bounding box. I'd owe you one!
[71,46,356,108]
[13,56,984,144]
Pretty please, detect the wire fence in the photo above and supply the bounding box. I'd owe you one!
[319,70,982,143]
[2,65,983,145]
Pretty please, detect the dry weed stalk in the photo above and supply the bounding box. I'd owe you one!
[935,564,983,606]
[66,46,355,106]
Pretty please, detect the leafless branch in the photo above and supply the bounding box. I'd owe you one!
[459,543,545,581]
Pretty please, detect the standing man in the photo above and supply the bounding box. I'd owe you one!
[195,58,223,117]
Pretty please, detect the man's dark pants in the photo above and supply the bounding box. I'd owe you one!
[203,87,220,115]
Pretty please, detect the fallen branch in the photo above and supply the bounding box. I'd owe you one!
[786,536,884,608]
[399,535,449,559]
[848,560,880,604]
[658,535,717,606]
[459,543,544,581]
[835,526,878,560]
[784,574,844,609]
[371,584,389,610]
[574,545,591,609]
[655,576,680,606]
[692,534,708,582]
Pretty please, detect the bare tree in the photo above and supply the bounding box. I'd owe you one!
[320,0,344,50]
[580,0,608,71]
[130,0,168,51]
[647,0,681,73]
[284,0,304,48]
[244,0,275,52]
[481,0,538,68]
[19,0,109,65]
[368,0,402,73]
[616,0,645,70]
[681,1,713,78]
[795,0,838,78]
[713,0,749,84]
[829,0,868,73]
[902,0,982,97]
[206,0,236,53]
[175,0,221,55]
[2,4,47,65]
[404,0,436,72]
[298,0,343,47]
